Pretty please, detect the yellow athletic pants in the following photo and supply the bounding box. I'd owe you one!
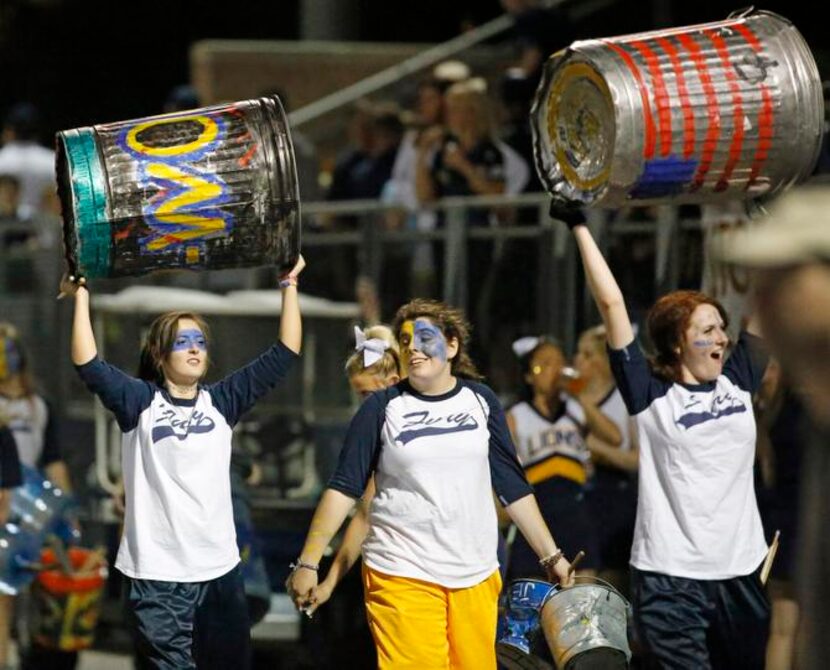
[362,565,502,669]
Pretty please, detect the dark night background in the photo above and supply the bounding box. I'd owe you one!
[0,0,825,141]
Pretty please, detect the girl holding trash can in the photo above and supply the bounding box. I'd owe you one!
[61,256,304,670]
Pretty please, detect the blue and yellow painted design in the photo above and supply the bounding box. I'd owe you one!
[116,113,232,263]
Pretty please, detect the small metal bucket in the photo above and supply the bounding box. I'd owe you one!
[539,576,631,668]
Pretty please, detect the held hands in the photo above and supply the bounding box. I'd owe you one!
[306,576,335,615]
[285,564,319,615]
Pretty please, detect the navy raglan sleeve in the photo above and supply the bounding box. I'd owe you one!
[327,392,386,500]
[0,426,22,488]
[474,383,534,506]
[608,340,669,416]
[75,358,155,432]
[38,399,62,468]
[208,342,299,427]
[724,332,770,394]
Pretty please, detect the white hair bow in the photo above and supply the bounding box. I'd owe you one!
[512,336,540,358]
[354,326,389,367]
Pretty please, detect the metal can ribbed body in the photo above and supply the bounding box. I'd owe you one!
[531,10,823,207]
[56,96,300,279]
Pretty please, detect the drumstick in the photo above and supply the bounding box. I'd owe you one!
[760,530,780,586]
[568,551,586,577]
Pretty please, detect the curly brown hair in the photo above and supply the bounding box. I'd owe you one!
[137,312,211,386]
[392,299,483,381]
[647,290,729,382]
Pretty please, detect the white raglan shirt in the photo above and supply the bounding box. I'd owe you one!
[76,342,297,582]
[328,379,533,589]
[609,332,769,579]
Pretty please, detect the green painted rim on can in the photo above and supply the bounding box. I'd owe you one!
[60,128,111,278]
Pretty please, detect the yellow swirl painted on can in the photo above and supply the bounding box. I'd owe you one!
[125,115,219,158]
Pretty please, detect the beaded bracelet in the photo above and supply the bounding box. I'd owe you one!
[279,275,298,289]
[539,549,564,570]
[289,559,319,572]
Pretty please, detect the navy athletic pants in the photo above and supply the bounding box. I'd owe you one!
[631,565,769,670]
[126,564,251,670]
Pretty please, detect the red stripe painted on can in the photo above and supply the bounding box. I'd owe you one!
[677,33,721,191]
[630,40,673,157]
[705,28,745,192]
[732,23,775,187]
[656,36,696,159]
[604,41,657,159]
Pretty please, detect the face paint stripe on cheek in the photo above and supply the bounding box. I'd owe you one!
[413,319,447,362]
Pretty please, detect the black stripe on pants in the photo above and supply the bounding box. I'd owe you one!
[126,564,251,670]
[631,565,769,670]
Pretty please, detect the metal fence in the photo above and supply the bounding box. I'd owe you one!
[0,194,708,507]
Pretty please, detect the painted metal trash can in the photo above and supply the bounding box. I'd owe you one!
[56,95,300,278]
[531,9,823,207]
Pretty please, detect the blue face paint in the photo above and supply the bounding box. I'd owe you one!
[0,337,22,380]
[413,319,447,362]
[172,329,207,352]
[692,339,714,348]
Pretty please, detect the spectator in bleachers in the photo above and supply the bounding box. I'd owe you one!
[321,101,404,303]
[328,100,403,207]
[0,174,19,220]
[385,62,471,213]
[0,172,56,251]
[0,103,55,221]
[416,78,529,359]
[383,63,470,301]
[416,78,506,222]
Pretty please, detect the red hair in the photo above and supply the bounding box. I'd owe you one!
[646,290,729,381]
